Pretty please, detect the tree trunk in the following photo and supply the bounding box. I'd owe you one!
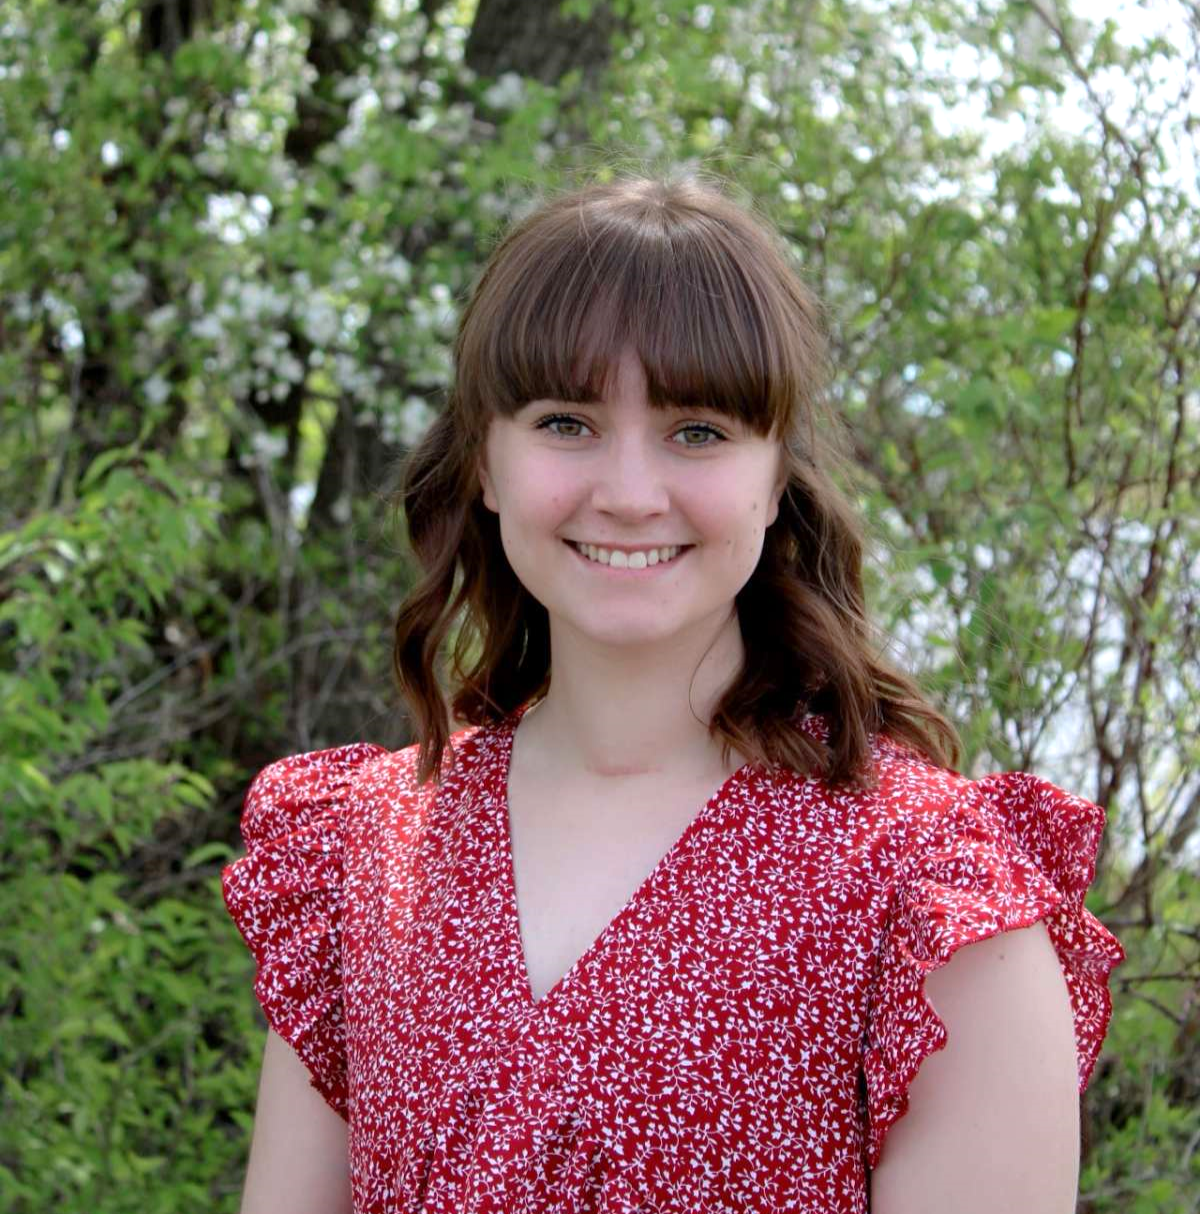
[464,0,624,87]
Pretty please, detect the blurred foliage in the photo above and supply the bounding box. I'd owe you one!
[1,0,1197,1209]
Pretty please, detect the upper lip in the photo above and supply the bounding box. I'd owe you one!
[565,540,692,552]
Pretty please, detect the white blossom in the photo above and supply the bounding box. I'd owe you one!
[334,72,370,101]
[237,280,288,321]
[11,292,34,323]
[277,352,305,383]
[146,304,178,333]
[250,430,288,461]
[327,8,353,39]
[299,295,341,346]
[349,161,383,193]
[143,373,171,406]
[397,396,436,444]
[60,319,84,351]
[191,313,224,341]
[110,269,148,311]
[483,71,525,110]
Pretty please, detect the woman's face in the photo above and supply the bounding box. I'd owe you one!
[478,345,786,653]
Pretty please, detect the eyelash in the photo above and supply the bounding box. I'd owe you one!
[533,412,729,447]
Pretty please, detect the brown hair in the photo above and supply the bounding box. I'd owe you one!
[389,169,961,787]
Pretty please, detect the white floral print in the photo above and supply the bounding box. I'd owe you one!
[222,705,1125,1213]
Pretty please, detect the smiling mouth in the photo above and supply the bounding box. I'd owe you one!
[564,539,693,570]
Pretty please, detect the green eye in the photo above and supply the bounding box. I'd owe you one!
[673,424,728,446]
[535,414,591,438]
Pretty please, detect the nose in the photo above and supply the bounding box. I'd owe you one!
[588,432,671,519]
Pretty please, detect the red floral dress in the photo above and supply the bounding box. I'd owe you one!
[221,704,1125,1213]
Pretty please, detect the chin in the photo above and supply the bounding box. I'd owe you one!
[563,613,693,650]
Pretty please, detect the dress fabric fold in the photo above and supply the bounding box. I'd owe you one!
[221,741,389,1117]
[859,769,1126,1170]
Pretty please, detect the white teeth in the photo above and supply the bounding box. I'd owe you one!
[571,542,683,567]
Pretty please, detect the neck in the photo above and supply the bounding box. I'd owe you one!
[520,609,747,783]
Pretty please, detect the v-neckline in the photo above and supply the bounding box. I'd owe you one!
[495,701,756,1013]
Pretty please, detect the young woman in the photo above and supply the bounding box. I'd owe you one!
[222,172,1126,1214]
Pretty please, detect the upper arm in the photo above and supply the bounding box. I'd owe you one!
[869,920,1080,1214]
[237,1029,353,1214]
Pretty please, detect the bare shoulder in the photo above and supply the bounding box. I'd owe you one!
[922,916,1066,1004]
[870,920,1081,1214]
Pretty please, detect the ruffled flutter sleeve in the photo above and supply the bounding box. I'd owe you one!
[221,743,388,1119]
[862,771,1126,1170]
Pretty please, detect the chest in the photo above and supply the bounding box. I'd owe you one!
[504,769,737,1005]
[340,732,899,1214]
[349,753,889,1186]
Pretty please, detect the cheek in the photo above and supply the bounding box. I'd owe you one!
[695,481,773,577]
[497,460,576,539]
[729,516,768,573]
[524,484,573,529]
[694,475,770,539]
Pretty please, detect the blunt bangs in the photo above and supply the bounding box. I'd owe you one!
[454,185,825,439]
